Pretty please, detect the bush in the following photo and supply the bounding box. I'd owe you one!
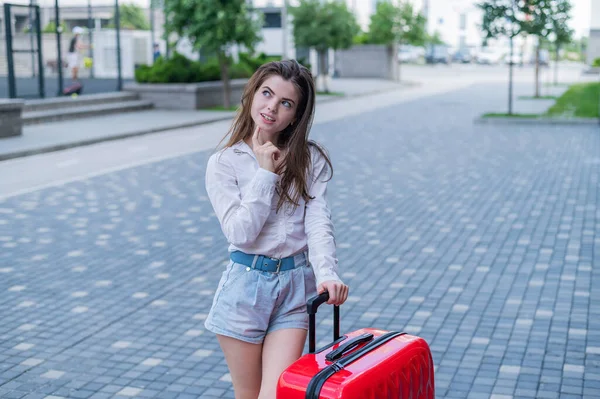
[593,58,600,67]
[134,52,283,84]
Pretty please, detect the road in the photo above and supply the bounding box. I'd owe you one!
[0,63,598,399]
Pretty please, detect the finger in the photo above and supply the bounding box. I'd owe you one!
[341,285,349,304]
[336,284,344,305]
[328,285,338,305]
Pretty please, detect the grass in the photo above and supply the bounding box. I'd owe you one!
[483,82,600,119]
[518,95,558,100]
[545,82,600,118]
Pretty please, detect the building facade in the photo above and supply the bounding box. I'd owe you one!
[589,0,600,66]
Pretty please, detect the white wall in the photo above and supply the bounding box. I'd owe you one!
[92,29,153,79]
[592,0,600,30]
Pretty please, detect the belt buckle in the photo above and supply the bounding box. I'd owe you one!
[271,257,282,273]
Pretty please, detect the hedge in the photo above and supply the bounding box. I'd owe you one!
[134,52,282,84]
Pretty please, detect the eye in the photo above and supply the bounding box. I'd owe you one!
[282,101,292,108]
[262,90,271,97]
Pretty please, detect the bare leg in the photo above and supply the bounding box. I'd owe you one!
[72,66,79,82]
[258,328,307,399]
[217,334,263,399]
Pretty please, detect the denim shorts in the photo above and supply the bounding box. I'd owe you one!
[204,252,318,344]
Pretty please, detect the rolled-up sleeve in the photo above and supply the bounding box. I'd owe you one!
[205,152,279,247]
[305,149,342,288]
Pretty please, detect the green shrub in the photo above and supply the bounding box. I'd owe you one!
[353,32,371,45]
[134,52,288,84]
[297,57,312,72]
[593,57,600,67]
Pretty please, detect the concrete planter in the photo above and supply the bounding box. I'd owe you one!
[0,99,25,138]
[584,66,600,75]
[335,45,398,81]
[123,79,248,110]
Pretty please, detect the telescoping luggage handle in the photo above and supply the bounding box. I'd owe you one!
[307,292,340,353]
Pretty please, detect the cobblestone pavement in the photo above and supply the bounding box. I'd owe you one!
[1,79,599,399]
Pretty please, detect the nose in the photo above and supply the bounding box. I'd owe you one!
[268,98,278,113]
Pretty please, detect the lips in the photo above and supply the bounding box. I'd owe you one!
[260,113,276,123]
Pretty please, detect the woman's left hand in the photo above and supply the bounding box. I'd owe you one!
[318,280,349,306]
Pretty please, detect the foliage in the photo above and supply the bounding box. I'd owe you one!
[290,0,358,92]
[550,0,573,47]
[425,31,446,45]
[367,1,426,46]
[134,52,280,84]
[478,0,574,97]
[109,3,150,30]
[163,0,263,107]
[353,31,372,45]
[289,0,359,53]
[42,21,68,34]
[593,58,600,68]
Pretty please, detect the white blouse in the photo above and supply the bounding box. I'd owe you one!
[205,140,342,288]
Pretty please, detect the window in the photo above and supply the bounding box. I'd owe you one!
[263,12,282,28]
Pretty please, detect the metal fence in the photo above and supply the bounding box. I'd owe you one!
[0,1,163,99]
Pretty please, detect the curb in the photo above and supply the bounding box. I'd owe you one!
[0,114,235,162]
[474,117,599,126]
[0,83,413,161]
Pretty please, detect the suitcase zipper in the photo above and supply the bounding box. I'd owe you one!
[305,331,406,399]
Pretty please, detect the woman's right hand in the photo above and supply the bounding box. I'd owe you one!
[252,126,281,173]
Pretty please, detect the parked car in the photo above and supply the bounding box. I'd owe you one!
[425,45,451,64]
[476,47,505,64]
[529,49,549,66]
[452,48,473,63]
[504,53,523,65]
[398,45,421,63]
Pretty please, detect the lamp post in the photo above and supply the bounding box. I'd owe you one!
[115,0,122,91]
[150,0,155,62]
[507,0,516,116]
[54,0,63,95]
[87,0,94,78]
[29,0,35,78]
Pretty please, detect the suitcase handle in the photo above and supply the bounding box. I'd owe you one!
[325,332,374,361]
[307,292,340,353]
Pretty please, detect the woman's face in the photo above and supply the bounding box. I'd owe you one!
[251,75,300,134]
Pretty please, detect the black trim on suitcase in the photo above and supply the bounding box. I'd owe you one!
[305,331,406,399]
[325,332,374,361]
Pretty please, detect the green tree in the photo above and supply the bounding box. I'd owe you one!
[163,0,263,108]
[479,0,524,114]
[550,0,573,84]
[290,0,359,93]
[367,1,426,81]
[110,3,150,30]
[425,31,446,45]
[520,0,559,97]
[368,1,426,47]
[479,0,571,98]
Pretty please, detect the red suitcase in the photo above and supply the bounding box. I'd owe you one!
[277,293,435,399]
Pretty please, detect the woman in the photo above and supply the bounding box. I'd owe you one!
[204,59,349,399]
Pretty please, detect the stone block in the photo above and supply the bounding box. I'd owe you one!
[0,99,25,138]
[123,79,248,110]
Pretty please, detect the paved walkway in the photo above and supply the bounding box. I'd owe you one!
[0,65,598,399]
[0,78,407,161]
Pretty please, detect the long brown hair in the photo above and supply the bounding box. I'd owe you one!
[220,59,333,212]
